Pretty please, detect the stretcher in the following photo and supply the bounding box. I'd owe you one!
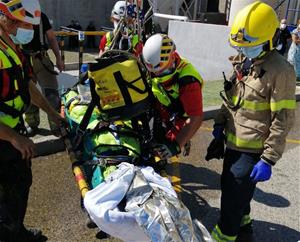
[59,51,213,242]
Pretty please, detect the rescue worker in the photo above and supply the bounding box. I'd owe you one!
[98,0,143,57]
[23,11,64,137]
[209,2,296,241]
[0,0,64,241]
[142,33,203,160]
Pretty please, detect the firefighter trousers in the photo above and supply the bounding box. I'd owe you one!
[218,148,260,237]
[0,141,32,241]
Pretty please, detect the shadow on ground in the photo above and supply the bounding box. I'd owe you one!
[253,188,290,208]
[254,220,300,242]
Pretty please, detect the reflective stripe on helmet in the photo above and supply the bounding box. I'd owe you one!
[142,34,176,73]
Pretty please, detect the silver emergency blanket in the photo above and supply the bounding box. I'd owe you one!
[84,163,213,242]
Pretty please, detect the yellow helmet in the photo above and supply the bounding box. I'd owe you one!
[230,1,279,49]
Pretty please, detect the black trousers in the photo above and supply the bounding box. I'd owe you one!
[0,141,32,241]
[218,149,260,236]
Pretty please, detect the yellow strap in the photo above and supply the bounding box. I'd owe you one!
[227,132,263,149]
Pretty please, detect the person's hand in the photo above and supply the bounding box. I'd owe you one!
[56,58,64,72]
[250,159,272,182]
[49,111,67,129]
[212,125,224,139]
[153,140,181,160]
[10,134,36,160]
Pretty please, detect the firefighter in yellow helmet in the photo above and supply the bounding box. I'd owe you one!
[208,2,296,241]
[143,34,203,159]
[0,0,64,241]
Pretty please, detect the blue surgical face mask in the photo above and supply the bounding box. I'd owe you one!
[10,28,34,44]
[240,45,264,59]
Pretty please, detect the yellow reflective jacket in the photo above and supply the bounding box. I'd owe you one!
[150,58,203,117]
[0,40,30,129]
[215,51,296,164]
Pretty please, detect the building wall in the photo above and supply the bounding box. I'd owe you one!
[39,0,299,30]
[168,21,236,81]
[39,0,117,31]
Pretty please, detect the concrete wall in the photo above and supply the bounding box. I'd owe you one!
[38,0,299,30]
[39,0,117,31]
[168,21,235,81]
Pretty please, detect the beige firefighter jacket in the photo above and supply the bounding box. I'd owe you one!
[215,50,296,165]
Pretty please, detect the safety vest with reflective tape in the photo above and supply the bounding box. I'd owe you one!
[150,58,203,117]
[0,41,29,129]
[105,31,139,51]
[105,31,114,49]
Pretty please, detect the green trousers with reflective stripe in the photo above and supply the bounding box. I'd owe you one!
[212,149,259,241]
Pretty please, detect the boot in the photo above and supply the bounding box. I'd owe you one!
[16,227,43,242]
[236,223,254,242]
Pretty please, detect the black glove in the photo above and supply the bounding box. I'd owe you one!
[153,140,181,160]
[205,138,225,161]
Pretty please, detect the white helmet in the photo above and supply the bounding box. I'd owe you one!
[142,34,176,73]
[0,0,41,25]
[111,1,127,21]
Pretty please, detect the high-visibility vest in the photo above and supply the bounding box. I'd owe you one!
[105,31,114,49]
[0,39,30,128]
[150,58,203,116]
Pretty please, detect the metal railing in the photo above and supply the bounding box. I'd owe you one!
[55,27,106,75]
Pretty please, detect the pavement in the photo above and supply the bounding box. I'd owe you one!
[25,70,300,242]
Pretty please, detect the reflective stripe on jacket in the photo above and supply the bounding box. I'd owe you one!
[0,43,26,128]
[150,58,203,116]
[215,51,296,164]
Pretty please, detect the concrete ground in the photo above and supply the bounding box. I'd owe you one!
[25,100,300,242]
[25,70,300,241]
